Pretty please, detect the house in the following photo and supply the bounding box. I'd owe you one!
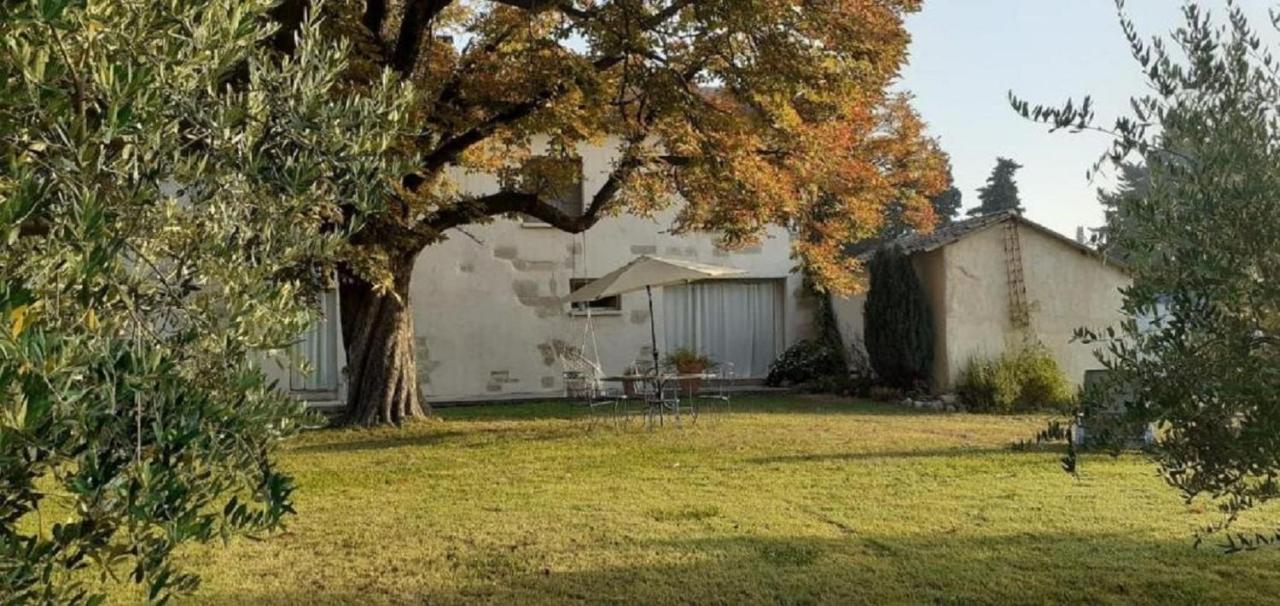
[279,138,816,404]
[829,211,1131,391]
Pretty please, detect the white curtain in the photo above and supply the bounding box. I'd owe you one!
[291,290,340,392]
[663,280,782,377]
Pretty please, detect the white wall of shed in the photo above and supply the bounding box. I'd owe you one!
[831,221,1130,392]
[939,223,1130,390]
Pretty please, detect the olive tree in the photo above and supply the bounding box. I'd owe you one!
[0,0,414,601]
[1013,1,1280,549]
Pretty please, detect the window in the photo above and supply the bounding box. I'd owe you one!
[290,289,340,395]
[663,279,784,378]
[521,156,584,227]
[569,278,622,314]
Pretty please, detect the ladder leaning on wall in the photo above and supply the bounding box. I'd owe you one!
[1002,220,1031,328]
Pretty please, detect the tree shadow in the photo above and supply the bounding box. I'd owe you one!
[746,443,1064,466]
[730,400,932,416]
[188,532,1278,605]
[289,422,594,455]
[434,400,590,422]
[430,396,940,422]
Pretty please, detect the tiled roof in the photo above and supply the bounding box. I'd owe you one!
[846,210,1127,271]
[846,211,1019,262]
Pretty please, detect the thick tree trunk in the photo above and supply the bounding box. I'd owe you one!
[337,252,429,425]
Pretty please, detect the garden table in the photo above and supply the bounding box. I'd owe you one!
[599,373,715,427]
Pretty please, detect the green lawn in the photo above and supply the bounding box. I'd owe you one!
[130,396,1280,604]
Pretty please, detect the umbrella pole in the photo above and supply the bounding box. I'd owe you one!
[646,285,660,374]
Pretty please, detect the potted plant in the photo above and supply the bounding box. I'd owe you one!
[663,347,715,394]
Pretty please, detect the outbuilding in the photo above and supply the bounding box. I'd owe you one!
[830,211,1131,391]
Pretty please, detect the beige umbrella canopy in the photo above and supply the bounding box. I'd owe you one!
[566,255,746,303]
[565,255,745,373]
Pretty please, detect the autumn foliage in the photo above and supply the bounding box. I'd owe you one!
[309,0,952,423]
[338,0,949,288]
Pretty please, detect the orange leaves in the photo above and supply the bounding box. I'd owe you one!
[657,82,947,294]
[346,1,947,293]
[592,1,948,294]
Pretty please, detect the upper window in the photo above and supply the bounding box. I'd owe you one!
[569,278,622,314]
[521,156,584,227]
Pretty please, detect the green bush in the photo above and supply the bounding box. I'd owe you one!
[1017,347,1074,410]
[0,2,416,602]
[863,247,934,389]
[957,345,1072,413]
[766,339,846,387]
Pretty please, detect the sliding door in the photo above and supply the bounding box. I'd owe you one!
[663,279,784,378]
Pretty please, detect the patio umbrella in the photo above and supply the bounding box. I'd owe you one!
[565,255,745,373]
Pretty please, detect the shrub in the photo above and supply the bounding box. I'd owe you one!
[766,339,845,387]
[663,347,714,373]
[863,247,934,389]
[957,345,1072,413]
[1017,347,1074,410]
[956,356,1020,412]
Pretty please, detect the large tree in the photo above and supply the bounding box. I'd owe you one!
[1092,160,1149,262]
[1013,2,1280,547]
[285,0,952,425]
[931,186,963,226]
[0,0,411,601]
[967,156,1024,216]
[879,163,958,238]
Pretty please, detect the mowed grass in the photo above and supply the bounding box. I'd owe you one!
[117,396,1280,605]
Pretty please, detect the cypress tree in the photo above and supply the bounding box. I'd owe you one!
[863,247,935,390]
[968,157,1025,216]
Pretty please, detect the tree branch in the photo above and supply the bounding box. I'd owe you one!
[639,0,697,31]
[418,54,624,177]
[391,0,455,74]
[489,0,594,20]
[421,149,658,241]
[362,0,388,37]
[422,25,519,130]
[422,191,597,234]
[414,0,697,182]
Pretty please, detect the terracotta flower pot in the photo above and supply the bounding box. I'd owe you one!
[676,363,707,395]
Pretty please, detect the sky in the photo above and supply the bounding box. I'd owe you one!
[898,0,1276,237]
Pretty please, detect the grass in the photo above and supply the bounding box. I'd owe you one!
[114,396,1280,604]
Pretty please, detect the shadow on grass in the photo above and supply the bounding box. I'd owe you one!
[434,400,587,422]
[289,422,593,455]
[430,396,932,423]
[188,532,1266,605]
[746,443,1066,466]
[292,397,1024,456]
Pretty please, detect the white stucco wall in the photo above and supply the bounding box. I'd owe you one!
[830,291,867,359]
[940,223,1130,389]
[830,219,1131,392]
[402,138,814,402]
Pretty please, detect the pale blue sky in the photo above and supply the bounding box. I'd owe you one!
[898,0,1275,236]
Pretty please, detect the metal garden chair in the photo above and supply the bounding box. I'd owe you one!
[695,361,735,420]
